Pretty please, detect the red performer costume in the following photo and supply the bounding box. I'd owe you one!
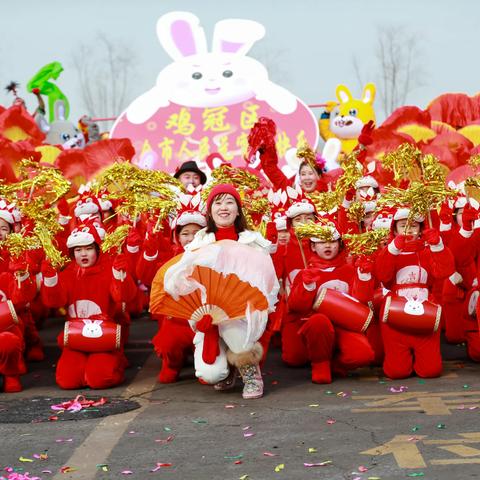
[41,219,137,389]
[284,222,375,384]
[375,208,455,379]
[0,256,37,392]
[138,192,206,383]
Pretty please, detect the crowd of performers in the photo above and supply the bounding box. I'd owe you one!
[0,117,479,402]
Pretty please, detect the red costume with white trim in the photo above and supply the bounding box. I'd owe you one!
[375,227,455,379]
[285,249,375,383]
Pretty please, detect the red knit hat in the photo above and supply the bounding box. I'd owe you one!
[206,184,242,210]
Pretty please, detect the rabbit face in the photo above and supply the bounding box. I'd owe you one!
[46,121,85,149]
[403,299,425,316]
[330,103,366,139]
[157,53,267,108]
[81,319,104,338]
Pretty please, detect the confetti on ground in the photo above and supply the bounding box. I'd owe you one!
[225,405,236,409]
[309,404,320,407]
[389,386,408,393]
[308,448,317,453]
[304,461,332,467]
[234,461,242,465]
[18,458,33,463]
[244,432,255,438]
[324,390,334,395]
[33,454,48,460]
[224,455,244,460]
[55,438,73,443]
[41,471,52,474]
[263,452,277,457]
[239,475,249,480]
[463,384,470,389]
[407,473,424,477]
[411,426,420,432]
[358,465,369,472]
[271,380,279,385]
[121,471,133,475]
[437,423,446,429]
[59,466,76,473]
[326,419,336,425]
[242,426,251,431]
[417,379,426,385]
[150,463,173,472]
[192,418,208,424]
[96,464,108,472]
[274,464,285,472]
[163,427,172,432]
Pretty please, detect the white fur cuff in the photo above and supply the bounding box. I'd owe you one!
[58,215,71,226]
[449,272,463,286]
[357,269,372,282]
[112,268,126,282]
[429,239,444,252]
[460,228,474,239]
[143,251,158,262]
[303,282,317,291]
[387,241,401,256]
[439,222,452,232]
[43,274,58,287]
[126,244,140,254]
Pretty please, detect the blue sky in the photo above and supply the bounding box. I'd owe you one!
[0,0,477,123]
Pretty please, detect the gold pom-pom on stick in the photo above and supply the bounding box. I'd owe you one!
[335,150,363,198]
[35,226,69,269]
[343,229,390,257]
[346,201,366,226]
[307,191,340,213]
[381,143,422,183]
[294,222,336,242]
[296,141,318,172]
[0,233,41,259]
[101,224,131,254]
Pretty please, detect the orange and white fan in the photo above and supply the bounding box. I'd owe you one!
[150,240,279,343]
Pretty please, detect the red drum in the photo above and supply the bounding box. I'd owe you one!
[313,288,373,333]
[381,295,441,335]
[63,319,122,353]
[0,300,19,332]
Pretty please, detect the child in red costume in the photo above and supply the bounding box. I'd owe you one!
[0,254,37,392]
[285,222,375,383]
[375,208,455,379]
[41,219,137,389]
[139,192,206,383]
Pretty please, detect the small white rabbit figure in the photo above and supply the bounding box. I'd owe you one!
[122,11,298,125]
[403,299,425,316]
[81,319,104,338]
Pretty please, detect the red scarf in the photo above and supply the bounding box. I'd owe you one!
[214,225,238,241]
[308,249,348,270]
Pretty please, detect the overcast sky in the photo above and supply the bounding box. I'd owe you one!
[1,0,477,124]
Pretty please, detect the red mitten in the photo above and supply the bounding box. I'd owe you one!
[113,254,129,273]
[57,197,70,216]
[126,227,142,248]
[345,188,356,202]
[358,120,375,146]
[9,255,28,275]
[392,235,407,252]
[462,204,478,232]
[265,221,278,243]
[302,269,318,285]
[439,201,453,224]
[143,231,160,257]
[422,228,441,245]
[355,256,374,274]
[41,260,57,278]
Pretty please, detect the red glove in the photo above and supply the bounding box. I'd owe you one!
[57,197,70,217]
[143,230,160,257]
[265,221,278,243]
[462,204,478,232]
[392,235,407,252]
[345,188,356,202]
[302,269,318,285]
[9,255,28,275]
[126,227,142,248]
[41,260,57,278]
[439,201,453,224]
[422,228,441,246]
[113,254,129,273]
[355,256,374,275]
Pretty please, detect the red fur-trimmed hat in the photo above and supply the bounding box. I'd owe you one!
[206,184,242,210]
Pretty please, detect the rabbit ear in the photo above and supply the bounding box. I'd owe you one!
[286,186,298,199]
[267,189,274,203]
[322,138,341,170]
[157,12,208,61]
[36,114,50,133]
[211,19,265,55]
[93,320,103,325]
[191,193,201,208]
[280,190,288,205]
[336,84,353,104]
[83,319,92,325]
[178,193,192,207]
[361,83,376,104]
[54,100,66,121]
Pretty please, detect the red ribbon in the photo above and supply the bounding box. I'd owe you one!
[195,314,220,365]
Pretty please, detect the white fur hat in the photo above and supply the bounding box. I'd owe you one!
[176,210,207,228]
[0,199,15,225]
[393,207,425,223]
[310,223,341,242]
[355,175,379,190]
[286,200,315,219]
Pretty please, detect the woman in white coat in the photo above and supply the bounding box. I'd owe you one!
[185,184,278,399]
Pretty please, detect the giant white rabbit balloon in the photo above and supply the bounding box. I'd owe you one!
[111,11,319,173]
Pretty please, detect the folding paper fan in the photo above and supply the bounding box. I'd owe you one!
[150,240,279,327]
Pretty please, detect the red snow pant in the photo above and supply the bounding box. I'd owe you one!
[56,342,126,389]
[381,323,442,379]
[0,331,26,376]
[281,313,375,374]
[152,316,194,382]
[442,282,467,344]
[464,317,480,362]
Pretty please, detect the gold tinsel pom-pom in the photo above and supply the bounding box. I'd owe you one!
[381,143,422,182]
[101,224,131,254]
[468,154,480,169]
[335,150,363,198]
[346,201,366,224]
[296,141,317,171]
[0,234,40,259]
[343,229,390,257]
[307,191,340,213]
[294,222,336,242]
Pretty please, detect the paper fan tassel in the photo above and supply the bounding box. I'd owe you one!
[195,314,220,364]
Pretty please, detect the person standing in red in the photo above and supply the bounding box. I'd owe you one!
[41,219,137,389]
[285,222,375,383]
[375,208,455,379]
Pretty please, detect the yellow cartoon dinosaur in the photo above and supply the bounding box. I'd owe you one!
[319,83,376,154]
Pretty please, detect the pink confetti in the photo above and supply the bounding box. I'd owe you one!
[358,465,369,472]
[263,452,277,457]
[469,406,478,410]
[243,432,255,438]
[155,435,175,444]
[225,405,236,409]
[326,419,336,425]
[242,426,251,431]
[55,438,73,443]
[151,462,173,472]
[121,471,133,475]
[389,386,408,393]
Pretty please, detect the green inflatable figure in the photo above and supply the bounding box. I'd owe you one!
[27,61,70,123]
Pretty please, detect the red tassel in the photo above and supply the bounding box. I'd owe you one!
[195,314,220,365]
